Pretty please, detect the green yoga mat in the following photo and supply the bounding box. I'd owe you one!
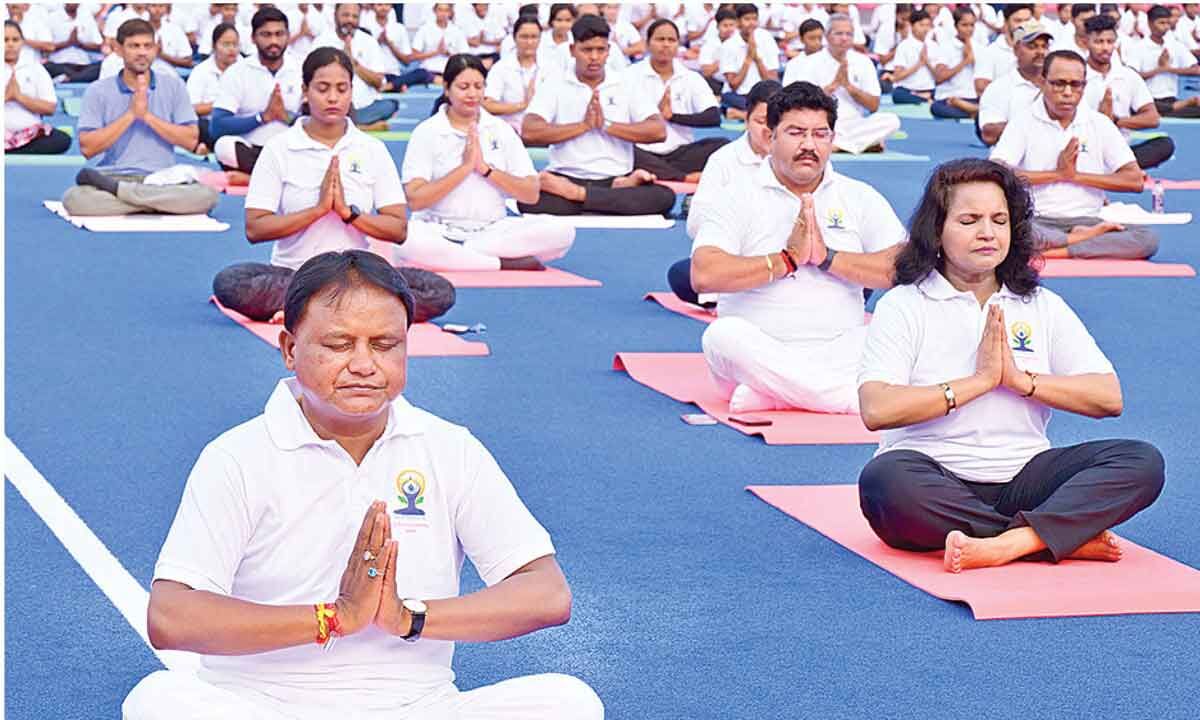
[883,103,934,119]
[5,154,86,166]
[58,125,75,137]
[720,121,908,140]
[1159,116,1200,125]
[527,146,550,163]
[832,150,931,162]
[173,147,213,162]
[1130,130,1169,140]
[368,130,412,141]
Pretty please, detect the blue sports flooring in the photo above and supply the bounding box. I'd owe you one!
[6,86,1200,719]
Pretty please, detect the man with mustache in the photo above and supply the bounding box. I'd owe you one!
[977,21,1052,146]
[314,3,398,129]
[690,82,906,416]
[210,7,303,176]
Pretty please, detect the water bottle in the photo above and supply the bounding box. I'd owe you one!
[1152,180,1165,214]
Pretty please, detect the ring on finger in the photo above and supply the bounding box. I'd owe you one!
[367,566,379,578]
[363,550,377,563]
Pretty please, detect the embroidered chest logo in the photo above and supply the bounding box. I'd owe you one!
[393,470,427,516]
[1010,321,1034,352]
[488,136,500,152]
[346,155,364,174]
[607,94,617,107]
[826,208,846,229]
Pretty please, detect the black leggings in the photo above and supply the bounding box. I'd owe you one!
[516,173,676,216]
[1132,136,1175,169]
[42,61,101,83]
[7,128,72,155]
[859,440,1165,561]
[1155,96,1200,118]
[633,138,729,181]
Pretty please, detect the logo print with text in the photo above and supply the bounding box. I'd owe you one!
[393,470,427,516]
[1010,321,1034,352]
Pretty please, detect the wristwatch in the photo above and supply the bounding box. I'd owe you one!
[344,204,361,224]
[254,112,263,125]
[400,598,427,642]
[817,248,838,272]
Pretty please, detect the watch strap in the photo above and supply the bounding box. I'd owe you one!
[344,204,361,224]
[400,603,425,642]
[817,248,837,272]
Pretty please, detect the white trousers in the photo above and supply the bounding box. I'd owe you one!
[833,112,902,155]
[122,669,603,720]
[212,135,248,169]
[396,217,575,271]
[702,316,867,414]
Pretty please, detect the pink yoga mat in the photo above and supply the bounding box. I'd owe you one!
[210,296,489,357]
[613,352,878,445]
[1039,258,1196,278]
[405,267,601,288]
[644,292,714,323]
[1144,178,1200,191]
[655,180,699,195]
[748,484,1200,620]
[198,171,249,196]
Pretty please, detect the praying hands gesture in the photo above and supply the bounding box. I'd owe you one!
[746,32,758,62]
[1098,87,1114,120]
[263,83,288,124]
[974,305,1033,396]
[1157,46,1171,71]
[585,89,605,131]
[5,71,18,102]
[522,73,537,108]
[318,156,349,219]
[130,73,150,120]
[659,87,673,121]
[785,193,829,270]
[334,501,399,636]
[463,124,489,175]
[1056,137,1079,182]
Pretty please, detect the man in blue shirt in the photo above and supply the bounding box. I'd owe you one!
[63,19,218,216]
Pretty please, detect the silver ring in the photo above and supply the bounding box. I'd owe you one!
[367,566,379,578]
[363,550,376,563]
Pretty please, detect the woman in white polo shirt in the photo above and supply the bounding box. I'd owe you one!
[483,16,544,135]
[3,21,70,154]
[628,19,727,183]
[213,47,455,323]
[186,22,242,153]
[399,54,573,272]
[857,158,1164,574]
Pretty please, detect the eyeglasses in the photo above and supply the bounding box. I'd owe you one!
[1046,79,1086,92]
[788,128,834,141]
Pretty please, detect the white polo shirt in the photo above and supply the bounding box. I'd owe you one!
[623,59,718,154]
[859,273,1114,483]
[692,160,906,343]
[47,7,103,66]
[245,119,407,270]
[285,5,328,61]
[977,70,1041,126]
[154,19,193,66]
[360,16,412,75]
[1082,63,1155,142]
[313,31,388,110]
[154,378,555,709]
[719,28,780,94]
[892,36,936,91]
[2,58,56,132]
[686,132,764,239]
[933,36,984,100]
[186,56,238,107]
[455,7,507,56]
[610,18,642,56]
[974,36,1016,85]
[16,11,52,65]
[410,21,471,74]
[526,70,661,179]
[991,99,1134,218]
[1132,35,1199,99]
[484,55,543,133]
[198,16,254,56]
[402,107,536,226]
[781,49,881,120]
[213,53,304,146]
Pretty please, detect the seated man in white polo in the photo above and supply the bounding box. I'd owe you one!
[977,20,1051,146]
[781,13,901,154]
[991,50,1158,260]
[63,19,218,217]
[210,7,303,175]
[691,82,906,415]
[124,250,604,720]
[313,3,399,128]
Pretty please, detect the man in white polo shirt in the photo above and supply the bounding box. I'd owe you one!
[314,3,399,128]
[782,13,901,154]
[210,7,302,175]
[691,82,906,415]
[125,250,604,720]
[1133,4,1200,118]
[719,4,780,115]
[977,21,1051,145]
[973,3,1034,97]
[1082,14,1174,169]
[991,50,1157,259]
[519,14,675,216]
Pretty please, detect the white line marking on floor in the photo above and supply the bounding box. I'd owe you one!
[4,435,200,672]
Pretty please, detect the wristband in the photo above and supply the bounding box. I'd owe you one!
[778,250,797,275]
[817,248,837,273]
[482,165,493,178]
[1023,371,1038,398]
[314,603,340,646]
[940,382,957,415]
[765,253,776,281]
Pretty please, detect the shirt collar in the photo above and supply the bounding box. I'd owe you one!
[756,157,840,197]
[916,271,1022,301]
[1031,93,1085,129]
[733,133,765,167]
[285,117,363,151]
[264,378,427,452]
[431,104,501,135]
[245,51,295,74]
[634,58,689,79]
[564,70,618,92]
[116,70,158,93]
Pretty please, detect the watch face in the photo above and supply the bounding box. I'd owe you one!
[403,599,427,614]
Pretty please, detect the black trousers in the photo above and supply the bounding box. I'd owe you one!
[7,128,72,154]
[517,172,676,216]
[633,137,729,181]
[1132,136,1175,169]
[1155,96,1200,118]
[43,61,101,83]
[858,440,1164,561]
[213,262,456,324]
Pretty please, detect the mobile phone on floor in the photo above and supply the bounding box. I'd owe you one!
[727,414,773,427]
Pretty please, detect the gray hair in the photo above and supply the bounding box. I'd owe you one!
[828,13,853,30]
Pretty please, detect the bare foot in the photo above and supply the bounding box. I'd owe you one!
[1066,221,1124,246]
[538,170,586,202]
[269,310,285,324]
[612,169,656,188]
[499,255,546,271]
[943,530,1033,573]
[1066,530,1123,562]
[725,108,746,121]
[358,120,390,132]
[683,171,703,183]
[194,143,210,156]
[227,170,251,186]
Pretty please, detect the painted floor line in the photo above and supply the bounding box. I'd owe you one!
[4,436,200,672]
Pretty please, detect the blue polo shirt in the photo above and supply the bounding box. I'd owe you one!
[77,70,197,174]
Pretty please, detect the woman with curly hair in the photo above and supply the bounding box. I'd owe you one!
[856,158,1164,573]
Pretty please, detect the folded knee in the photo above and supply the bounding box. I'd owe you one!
[701,316,752,356]
[1118,440,1166,501]
[647,185,676,214]
[540,674,604,720]
[121,670,178,720]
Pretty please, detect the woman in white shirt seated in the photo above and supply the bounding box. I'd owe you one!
[482,15,543,135]
[186,22,242,154]
[629,18,727,183]
[213,47,454,323]
[3,21,70,155]
[399,54,573,272]
[857,158,1164,573]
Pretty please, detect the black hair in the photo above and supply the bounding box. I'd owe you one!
[4,19,23,37]
[734,3,758,19]
[1042,48,1086,75]
[1084,14,1119,34]
[571,13,609,43]
[1001,4,1034,20]
[746,78,782,115]
[513,14,541,36]
[116,18,155,44]
[518,4,539,18]
[432,53,487,114]
[952,6,976,24]
[909,9,931,24]
[895,159,1039,297]
[211,21,238,49]
[284,250,416,333]
[646,18,680,41]
[798,18,824,37]
[715,8,736,23]
[1148,5,1172,22]
[251,6,289,34]
[767,81,837,129]
[549,3,577,22]
[1098,4,1120,14]
[1071,3,1097,19]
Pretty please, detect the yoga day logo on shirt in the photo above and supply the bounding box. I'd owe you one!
[346,154,364,174]
[1010,321,1034,353]
[826,208,846,229]
[393,470,427,516]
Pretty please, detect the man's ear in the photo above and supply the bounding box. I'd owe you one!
[280,329,297,370]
